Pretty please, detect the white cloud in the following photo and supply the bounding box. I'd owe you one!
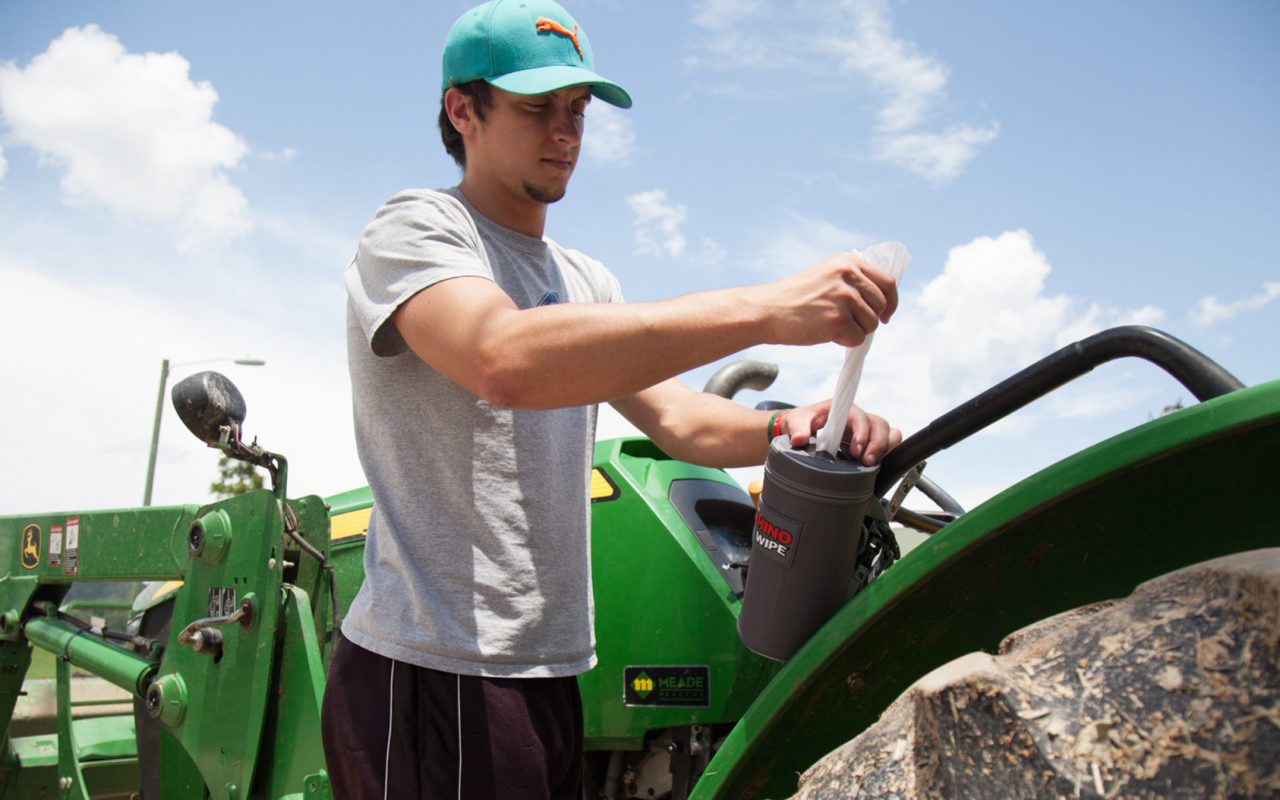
[624,190,724,265]
[812,0,999,181]
[1048,385,1151,420]
[0,255,360,514]
[1191,281,1280,327]
[735,229,1167,436]
[744,212,875,277]
[688,0,998,182]
[693,0,767,31]
[0,25,251,251]
[0,145,7,182]
[688,0,776,68]
[583,103,635,164]
[259,146,298,163]
[813,0,948,133]
[873,123,1001,183]
[708,229,1171,505]
[626,189,688,258]
[693,237,728,267]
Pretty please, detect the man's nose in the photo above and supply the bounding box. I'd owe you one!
[551,109,582,146]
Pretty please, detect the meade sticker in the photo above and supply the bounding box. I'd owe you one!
[752,502,801,567]
[624,666,710,708]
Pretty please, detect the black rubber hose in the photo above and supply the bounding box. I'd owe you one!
[875,326,1244,496]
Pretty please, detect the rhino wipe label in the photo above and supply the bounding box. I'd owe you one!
[751,503,802,567]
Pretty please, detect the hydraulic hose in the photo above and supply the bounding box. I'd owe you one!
[875,326,1245,496]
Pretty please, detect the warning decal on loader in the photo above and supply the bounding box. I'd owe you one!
[49,525,63,567]
[624,666,709,707]
[63,517,80,575]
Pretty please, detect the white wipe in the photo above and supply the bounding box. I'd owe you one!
[815,241,911,457]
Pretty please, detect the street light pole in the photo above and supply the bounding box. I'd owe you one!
[142,358,171,506]
[143,356,266,506]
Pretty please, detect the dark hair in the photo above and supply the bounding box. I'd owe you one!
[438,80,494,168]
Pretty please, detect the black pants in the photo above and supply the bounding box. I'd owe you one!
[321,636,584,799]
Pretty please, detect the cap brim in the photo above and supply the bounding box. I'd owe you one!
[488,65,632,109]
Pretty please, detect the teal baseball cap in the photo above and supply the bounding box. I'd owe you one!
[442,0,632,109]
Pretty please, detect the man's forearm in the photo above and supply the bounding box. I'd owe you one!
[396,253,897,411]
[432,285,772,409]
[612,380,774,468]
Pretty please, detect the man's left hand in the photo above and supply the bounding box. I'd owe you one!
[778,401,902,466]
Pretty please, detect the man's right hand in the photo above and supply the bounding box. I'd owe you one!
[747,252,899,348]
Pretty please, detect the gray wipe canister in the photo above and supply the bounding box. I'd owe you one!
[737,436,879,661]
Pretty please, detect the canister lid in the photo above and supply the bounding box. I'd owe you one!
[766,436,879,496]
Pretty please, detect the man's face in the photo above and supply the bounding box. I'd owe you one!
[465,85,591,206]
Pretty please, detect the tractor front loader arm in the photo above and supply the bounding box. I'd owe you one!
[0,488,336,800]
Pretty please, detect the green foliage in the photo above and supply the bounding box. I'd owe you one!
[210,454,264,499]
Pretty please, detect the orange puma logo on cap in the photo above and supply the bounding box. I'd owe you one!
[535,17,583,61]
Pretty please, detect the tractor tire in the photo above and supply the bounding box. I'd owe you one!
[791,548,1280,799]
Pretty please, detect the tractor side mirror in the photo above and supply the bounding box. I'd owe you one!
[171,371,247,446]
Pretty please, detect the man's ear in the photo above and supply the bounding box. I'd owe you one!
[444,88,478,135]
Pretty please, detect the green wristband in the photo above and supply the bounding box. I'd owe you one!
[766,411,783,443]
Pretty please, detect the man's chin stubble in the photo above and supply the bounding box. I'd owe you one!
[523,181,566,204]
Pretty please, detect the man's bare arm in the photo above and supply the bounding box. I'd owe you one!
[611,379,901,468]
[392,253,898,410]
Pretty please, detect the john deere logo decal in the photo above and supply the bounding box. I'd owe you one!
[624,666,709,708]
[20,524,41,570]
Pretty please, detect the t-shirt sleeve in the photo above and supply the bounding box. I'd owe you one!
[606,272,625,304]
[345,191,494,357]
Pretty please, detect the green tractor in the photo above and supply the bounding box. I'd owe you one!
[1,325,1276,799]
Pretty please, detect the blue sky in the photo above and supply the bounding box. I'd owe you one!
[2,0,1277,514]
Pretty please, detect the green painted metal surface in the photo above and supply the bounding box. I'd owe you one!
[582,438,781,750]
[23,615,154,696]
[4,716,138,800]
[152,489,283,800]
[0,506,198,584]
[256,586,330,799]
[55,652,91,800]
[314,440,783,752]
[692,378,1280,799]
[1,363,1272,798]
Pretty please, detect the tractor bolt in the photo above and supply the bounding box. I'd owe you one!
[59,777,72,790]
[190,628,224,657]
[146,674,188,727]
[146,685,162,715]
[189,509,232,563]
[188,522,205,555]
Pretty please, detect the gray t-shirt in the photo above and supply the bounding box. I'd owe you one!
[342,187,623,677]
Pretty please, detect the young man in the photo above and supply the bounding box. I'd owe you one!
[320,1,901,797]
